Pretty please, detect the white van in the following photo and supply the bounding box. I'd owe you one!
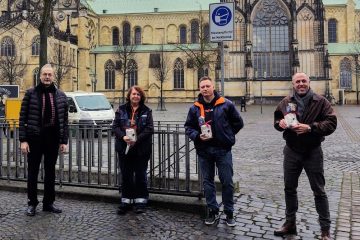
[65,91,115,128]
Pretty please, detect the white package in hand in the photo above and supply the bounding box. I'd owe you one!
[126,128,137,142]
[201,124,212,139]
[284,113,299,128]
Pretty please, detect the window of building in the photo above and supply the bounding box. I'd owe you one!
[123,22,131,45]
[33,67,39,86]
[190,20,199,43]
[340,58,352,89]
[203,24,209,43]
[328,19,337,43]
[112,27,119,45]
[128,59,138,87]
[0,37,15,56]
[179,25,187,44]
[134,27,141,45]
[105,60,115,89]
[252,1,290,78]
[31,35,40,56]
[174,58,184,89]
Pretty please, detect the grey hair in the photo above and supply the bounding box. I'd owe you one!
[40,63,54,74]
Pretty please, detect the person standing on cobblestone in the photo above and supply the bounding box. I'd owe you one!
[274,72,337,240]
[113,86,154,214]
[185,76,244,227]
[19,64,68,217]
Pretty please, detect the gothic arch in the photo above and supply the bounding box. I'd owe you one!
[251,0,291,78]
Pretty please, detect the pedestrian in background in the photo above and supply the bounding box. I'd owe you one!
[240,96,246,112]
[19,64,68,216]
[273,72,337,240]
[185,76,244,226]
[113,86,154,214]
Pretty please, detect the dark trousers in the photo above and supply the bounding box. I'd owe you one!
[283,145,331,230]
[119,151,149,200]
[27,129,59,206]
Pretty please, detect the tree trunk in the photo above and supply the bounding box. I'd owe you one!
[38,0,52,70]
[122,74,126,104]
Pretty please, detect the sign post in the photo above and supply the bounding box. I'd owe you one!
[209,2,234,96]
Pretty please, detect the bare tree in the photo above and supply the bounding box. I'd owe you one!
[113,38,137,104]
[0,0,80,69]
[0,54,26,85]
[152,44,171,111]
[177,11,218,86]
[49,42,73,88]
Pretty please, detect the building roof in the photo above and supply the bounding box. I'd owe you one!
[90,43,218,54]
[86,0,219,15]
[328,43,359,55]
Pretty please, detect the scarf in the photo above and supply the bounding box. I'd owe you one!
[293,89,313,120]
[39,83,56,127]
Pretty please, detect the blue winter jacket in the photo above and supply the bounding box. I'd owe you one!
[113,103,154,157]
[184,93,244,151]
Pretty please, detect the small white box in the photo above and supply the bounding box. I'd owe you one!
[126,128,137,142]
[201,124,212,139]
[284,113,299,128]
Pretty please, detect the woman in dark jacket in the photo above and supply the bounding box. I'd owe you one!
[113,86,154,214]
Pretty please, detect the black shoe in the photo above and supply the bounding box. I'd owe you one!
[43,204,62,213]
[274,220,297,236]
[26,205,36,216]
[225,212,236,227]
[204,208,219,225]
[117,203,131,215]
[134,203,146,214]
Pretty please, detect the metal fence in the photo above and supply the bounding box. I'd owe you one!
[0,120,203,198]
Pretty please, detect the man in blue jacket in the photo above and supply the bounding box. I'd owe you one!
[185,76,244,226]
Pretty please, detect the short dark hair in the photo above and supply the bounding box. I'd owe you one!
[126,85,146,105]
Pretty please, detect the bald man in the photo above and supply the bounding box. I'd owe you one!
[273,72,337,240]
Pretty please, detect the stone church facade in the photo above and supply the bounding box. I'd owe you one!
[0,0,359,104]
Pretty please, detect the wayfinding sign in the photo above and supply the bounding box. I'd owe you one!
[209,2,234,42]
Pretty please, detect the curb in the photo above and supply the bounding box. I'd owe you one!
[0,179,207,216]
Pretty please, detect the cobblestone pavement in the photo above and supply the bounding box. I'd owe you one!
[1,104,359,239]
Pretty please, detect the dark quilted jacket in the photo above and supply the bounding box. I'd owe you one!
[19,84,69,144]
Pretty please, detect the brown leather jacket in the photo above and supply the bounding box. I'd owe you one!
[274,93,337,152]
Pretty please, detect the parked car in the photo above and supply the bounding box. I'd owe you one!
[65,92,115,134]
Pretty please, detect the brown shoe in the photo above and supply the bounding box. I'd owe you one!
[321,230,331,240]
[274,221,297,236]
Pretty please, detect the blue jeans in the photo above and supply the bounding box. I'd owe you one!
[198,146,234,213]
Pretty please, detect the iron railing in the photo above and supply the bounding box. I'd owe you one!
[0,120,203,198]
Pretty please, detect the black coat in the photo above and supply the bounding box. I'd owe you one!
[19,84,69,144]
[113,103,154,157]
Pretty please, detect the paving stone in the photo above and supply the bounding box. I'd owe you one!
[1,105,360,239]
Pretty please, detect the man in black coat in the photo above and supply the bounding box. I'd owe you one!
[19,64,68,216]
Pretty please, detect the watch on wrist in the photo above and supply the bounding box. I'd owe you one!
[307,125,311,132]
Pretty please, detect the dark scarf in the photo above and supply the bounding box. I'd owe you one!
[293,89,314,119]
[39,83,56,127]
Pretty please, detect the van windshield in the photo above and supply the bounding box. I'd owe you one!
[75,95,112,111]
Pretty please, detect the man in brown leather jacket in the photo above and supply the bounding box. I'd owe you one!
[273,72,337,240]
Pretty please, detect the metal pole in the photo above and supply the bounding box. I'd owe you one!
[260,78,263,114]
[220,41,225,96]
[356,55,359,105]
[261,71,266,114]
